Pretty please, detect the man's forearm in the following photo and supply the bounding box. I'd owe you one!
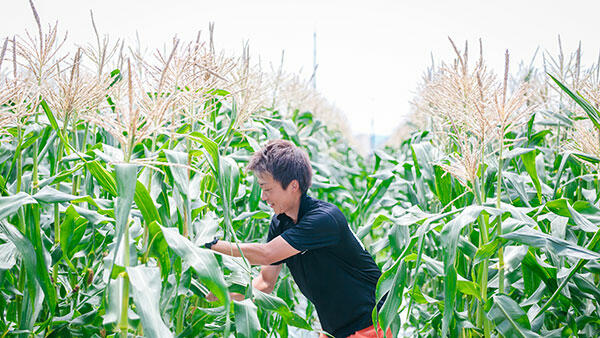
[253,275,274,294]
[211,240,271,265]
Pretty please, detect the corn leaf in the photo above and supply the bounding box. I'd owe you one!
[233,299,261,338]
[127,266,173,338]
[159,226,229,307]
[502,226,600,260]
[487,294,540,338]
[253,289,312,330]
[549,74,600,130]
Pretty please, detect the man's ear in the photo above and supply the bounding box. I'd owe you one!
[291,179,299,191]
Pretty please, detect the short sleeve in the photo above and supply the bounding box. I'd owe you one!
[267,217,285,265]
[280,210,340,251]
[267,217,280,242]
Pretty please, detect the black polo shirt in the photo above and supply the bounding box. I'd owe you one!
[267,193,382,338]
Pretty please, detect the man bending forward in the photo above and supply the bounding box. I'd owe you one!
[205,140,387,338]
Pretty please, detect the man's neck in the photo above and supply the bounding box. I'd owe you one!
[285,194,302,224]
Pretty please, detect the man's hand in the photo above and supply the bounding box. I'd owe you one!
[206,291,245,302]
[204,264,282,302]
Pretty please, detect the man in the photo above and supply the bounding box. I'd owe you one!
[204,140,388,338]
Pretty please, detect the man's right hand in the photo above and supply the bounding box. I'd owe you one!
[205,291,245,302]
[204,264,282,302]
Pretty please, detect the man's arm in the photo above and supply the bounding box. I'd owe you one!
[210,236,299,265]
[253,264,282,294]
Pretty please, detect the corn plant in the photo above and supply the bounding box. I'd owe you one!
[370,41,600,337]
[0,4,369,337]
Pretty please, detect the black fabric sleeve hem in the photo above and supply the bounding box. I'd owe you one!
[280,232,302,252]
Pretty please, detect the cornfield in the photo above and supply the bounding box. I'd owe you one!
[1,3,600,338]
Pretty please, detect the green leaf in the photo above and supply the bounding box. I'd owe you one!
[219,156,240,204]
[159,226,229,307]
[0,241,17,270]
[521,249,557,292]
[249,177,261,210]
[86,160,117,197]
[135,180,161,225]
[433,164,453,206]
[233,299,261,338]
[164,149,190,198]
[233,211,270,222]
[24,203,58,315]
[0,192,37,220]
[0,220,52,324]
[457,279,481,301]
[378,259,406,336]
[548,73,600,130]
[572,151,600,164]
[566,202,598,233]
[441,205,488,265]
[40,100,70,149]
[442,264,457,337]
[72,205,111,225]
[60,205,88,260]
[253,289,312,330]
[218,156,240,233]
[32,186,98,207]
[147,221,170,277]
[127,266,173,338]
[474,238,504,265]
[520,150,542,202]
[502,226,600,260]
[112,164,137,265]
[353,175,394,221]
[487,294,540,338]
[192,132,220,174]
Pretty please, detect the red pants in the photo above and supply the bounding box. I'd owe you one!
[319,324,393,338]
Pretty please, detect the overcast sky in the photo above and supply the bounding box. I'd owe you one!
[2,0,600,136]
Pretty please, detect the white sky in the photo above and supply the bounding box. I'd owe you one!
[2,0,600,136]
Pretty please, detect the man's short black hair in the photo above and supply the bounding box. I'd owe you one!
[247,140,312,193]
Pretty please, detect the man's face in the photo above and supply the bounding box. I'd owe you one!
[257,172,298,216]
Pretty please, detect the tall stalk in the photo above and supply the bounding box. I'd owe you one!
[16,125,23,196]
[496,50,510,295]
[118,61,136,338]
[119,224,130,338]
[496,137,505,294]
[183,127,192,238]
[14,124,26,325]
[31,114,40,194]
[473,174,491,338]
[52,126,66,282]
[142,134,157,262]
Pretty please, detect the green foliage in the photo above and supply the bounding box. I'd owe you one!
[0,82,371,336]
[2,37,600,338]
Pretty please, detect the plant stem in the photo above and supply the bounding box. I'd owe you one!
[183,134,192,238]
[53,140,65,283]
[119,274,130,338]
[473,178,491,338]
[175,295,184,334]
[496,137,505,294]
[142,135,157,261]
[16,125,22,195]
[119,223,130,338]
[31,127,40,194]
[71,119,80,196]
